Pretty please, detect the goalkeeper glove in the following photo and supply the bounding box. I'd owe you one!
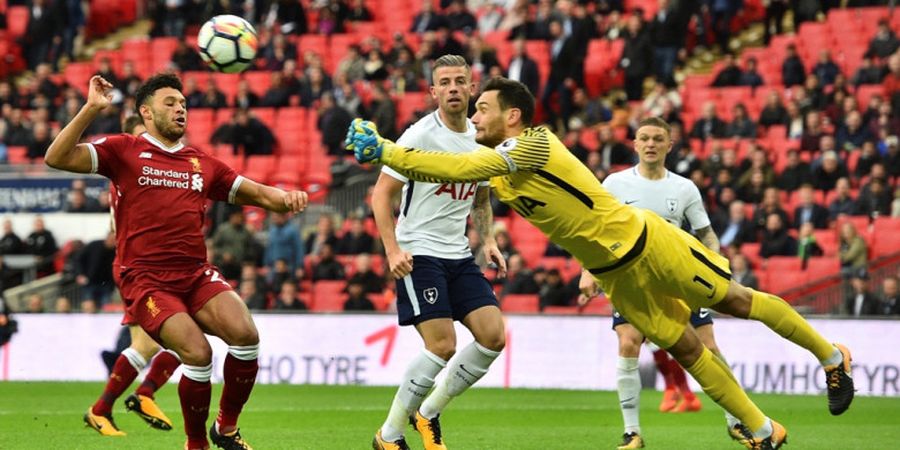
[345,118,386,163]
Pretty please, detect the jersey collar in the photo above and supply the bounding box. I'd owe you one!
[141,132,184,153]
[433,111,472,135]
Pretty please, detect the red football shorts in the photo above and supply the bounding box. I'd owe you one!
[118,263,234,342]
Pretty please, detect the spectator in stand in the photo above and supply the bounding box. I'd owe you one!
[803,74,827,111]
[368,84,398,140]
[317,92,353,156]
[300,67,333,107]
[259,72,291,108]
[538,268,571,311]
[170,40,203,72]
[27,293,45,313]
[739,57,765,88]
[54,296,72,313]
[782,44,807,87]
[34,64,60,101]
[738,146,774,187]
[712,53,742,87]
[200,80,228,109]
[793,0,822,28]
[883,136,900,178]
[445,0,477,34]
[844,269,877,316]
[336,216,375,255]
[77,232,116,307]
[502,254,539,295]
[730,253,758,289]
[119,61,142,97]
[4,108,32,146]
[65,187,101,213]
[836,111,873,151]
[856,177,892,218]
[25,216,57,275]
[800,111,826,152]
[727,103,757,138]
[812,50,841,86]
[22,0,64,70]
[775,150,811,192]
[410,0,446,33]
[265,212,304,281]
[714,200,757,246]
[275,280,307,310]
[233,79,259,109]
[760,213,797,258]
[94,57,120,88]
[26,121,53,160]
[648,0,687,86]
[311,243,346,281]
[793,184,830,229]
[182,78,204,109]
[782,100,804,139]
[596,125,633,170]
[212,210,256,279]
[0,219,25,255]
[262,0,307,35]
[211,108,275,156]
[855,141,881,179]
[346,0,373,22]
[281,59,304,97]
[710,0,741,52]
[838,222,868,278]
[762,0,788,44]
[344,280,376,311]
[619,14,653,101]
[570,88,612,127]
[239,279,267,311]
[866,18,899,60]
[829,177,857,220]
[738,169,770,204]
[336,45,366,83]
[812,150,849,192]
[347,254,384,294]
[852,56,888,87]
[267,258,296,296]
[306,215,339,257]
[642,82,682,118]
[797,222,824,264]
[752,187,789,230]
[542,19,582,128]
[505,36,540,97]
[690,101,728,140]
[875,276,900,315]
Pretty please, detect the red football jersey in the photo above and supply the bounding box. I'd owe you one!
[88,132,242,271]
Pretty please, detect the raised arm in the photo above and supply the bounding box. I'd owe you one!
[45,76,114,173]
[346,119,548,183]
[233,178,308,213]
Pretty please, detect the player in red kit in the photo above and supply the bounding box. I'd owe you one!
[46,74,309,450]
[83,115,181,437]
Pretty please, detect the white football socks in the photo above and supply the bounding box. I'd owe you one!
[616,357,641,434]
[821,346,844,367]
[419,342,501,419]
[380,349,446,442]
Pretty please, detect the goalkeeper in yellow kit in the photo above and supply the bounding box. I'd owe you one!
[346,77,854,450]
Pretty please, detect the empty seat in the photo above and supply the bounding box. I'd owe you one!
[311,281,347,312]
[501,294,539,313]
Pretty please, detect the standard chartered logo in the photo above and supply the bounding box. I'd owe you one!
[191,174,204,192]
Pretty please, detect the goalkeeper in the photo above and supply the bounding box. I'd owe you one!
[346,77,855,450]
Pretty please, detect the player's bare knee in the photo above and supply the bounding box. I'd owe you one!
[425,338,456,361]
[177,342,213,366]
[133,342,161,361]
[476,332,505,353]
[228,326,259,347]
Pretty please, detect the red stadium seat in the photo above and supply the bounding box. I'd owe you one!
[766,256,802,274]
[276,107,308,130]
[6,146,28,164]
[251,107,277,130]
[242,71,272,97]
[765,269,808,295]
[812,230,838,256]
[311,280,347,312]
[873,233,900,259]
[150,37,179,73]
[6,6,28,39]
[501,294,539,313]
[804,257,839,281]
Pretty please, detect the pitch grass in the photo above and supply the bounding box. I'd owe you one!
[0,383,897,449]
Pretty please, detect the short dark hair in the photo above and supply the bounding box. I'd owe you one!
[122,115,144,135]
[482,77,535,126]
[636,117,671,136]
[134,73,183,115]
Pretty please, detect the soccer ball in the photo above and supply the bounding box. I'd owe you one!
[197,15,258,73]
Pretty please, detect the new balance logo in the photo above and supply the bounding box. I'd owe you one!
[139,152,152,159]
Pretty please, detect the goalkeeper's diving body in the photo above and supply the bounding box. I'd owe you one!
[346,77,854,450]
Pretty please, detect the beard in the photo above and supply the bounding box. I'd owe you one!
[153,115,184,142]
[475,128,503,148]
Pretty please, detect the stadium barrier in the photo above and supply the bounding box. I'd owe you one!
[2,314,898,397]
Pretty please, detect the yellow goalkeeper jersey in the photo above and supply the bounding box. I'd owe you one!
[381,126,646,270]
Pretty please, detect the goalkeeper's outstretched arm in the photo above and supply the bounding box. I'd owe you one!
[380,144,512,183]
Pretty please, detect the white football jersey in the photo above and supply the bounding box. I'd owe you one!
[603,166,711,230]
[382,111,488,259]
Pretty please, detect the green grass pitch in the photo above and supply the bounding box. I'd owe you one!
[0,382,897,449]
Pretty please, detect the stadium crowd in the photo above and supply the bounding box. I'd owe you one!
[0,0,898,316]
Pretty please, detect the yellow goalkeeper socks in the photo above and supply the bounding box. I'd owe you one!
[748,289,835,362]
[686,347,767,431]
